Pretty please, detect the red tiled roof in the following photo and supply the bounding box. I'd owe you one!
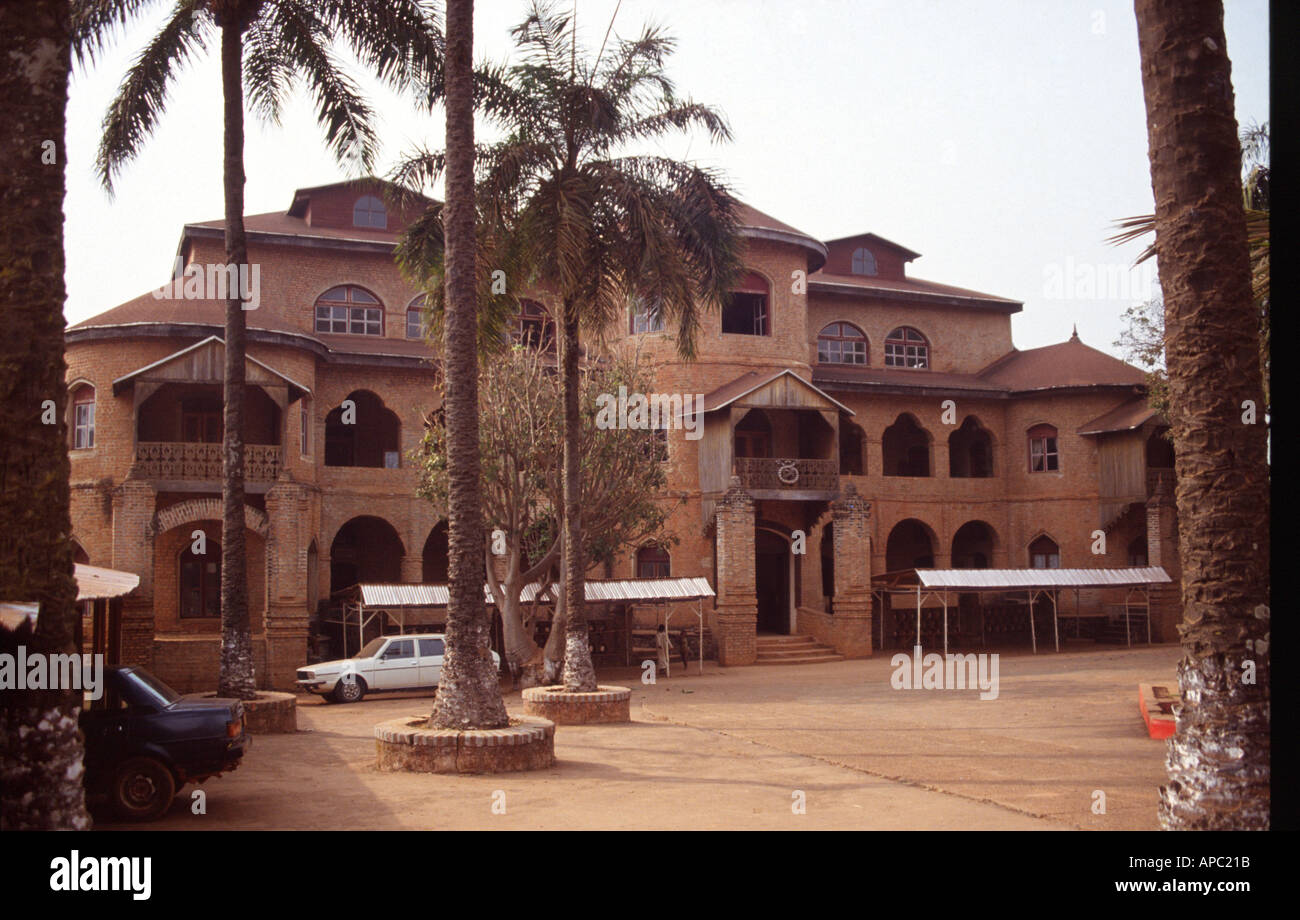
[976,333,1145,390]
[188,210,403,246]
[67,289,436,362]
[810,270,1021,307]
[813,365,1008,393]
[1078,398,1164,435]
[734,201,828,271]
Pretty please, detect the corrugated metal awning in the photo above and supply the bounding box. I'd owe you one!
[75,564,141,600]
[873,567,1171,592]
[357,577,715,608]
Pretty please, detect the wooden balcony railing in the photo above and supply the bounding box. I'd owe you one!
[133,442,281,482]
[734,457,838,492]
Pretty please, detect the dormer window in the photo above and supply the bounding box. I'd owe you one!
[851,247,877,276]
[884,326,928,368]
[353,195,387,229]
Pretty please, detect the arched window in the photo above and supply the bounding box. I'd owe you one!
[636,546,671,578]
[851,247,877,276]
[325,391,401,467]
[1029,535,1060,569]
[406,294,428,340]
[839,420,866,475]
[818,322,868,365]
[948,416,994,478]
[353,195,387,229]
[721,272,770,336]
[315,285,384,336]
[882,414,931,477]
[180,538,221,618]
[71,384,95,449]
[515,300,555,349]
[884,327,928,368]
[1027,424,1060,472]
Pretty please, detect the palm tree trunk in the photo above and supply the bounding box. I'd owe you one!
[429,0,509,730]
[560,304,598,692]
[0,0,92,830]
[1134,0,1270,830]
[217,20,255,700]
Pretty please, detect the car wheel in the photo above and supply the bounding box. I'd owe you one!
[112,756,177,822]
[333,676,366,703]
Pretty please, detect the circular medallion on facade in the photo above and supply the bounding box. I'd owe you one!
[777,461,800,485]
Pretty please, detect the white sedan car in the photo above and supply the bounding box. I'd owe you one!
[295,633,500,703]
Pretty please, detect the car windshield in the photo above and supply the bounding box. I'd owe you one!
[128,669,181,707]
[354,637,387,659]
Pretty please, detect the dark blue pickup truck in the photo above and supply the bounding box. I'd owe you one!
[79,666,249,821]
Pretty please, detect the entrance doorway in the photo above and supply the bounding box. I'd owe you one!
[755,529,791,634]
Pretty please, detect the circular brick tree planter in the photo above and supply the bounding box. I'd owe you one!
[374,715,556,774]
[204,691,297,734]
[521,685,632,724]
[240,691,297,734]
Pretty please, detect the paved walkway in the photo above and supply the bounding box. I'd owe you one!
[96,644,1180,830]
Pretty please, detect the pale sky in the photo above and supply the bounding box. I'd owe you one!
[63,0,1269,359]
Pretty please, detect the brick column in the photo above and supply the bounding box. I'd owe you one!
[830,483,873,657]
[1146,474,1181,642]
[111,479,157,670]
[714,476,757,666]
[401,554,424,583]
[264,477,310,690]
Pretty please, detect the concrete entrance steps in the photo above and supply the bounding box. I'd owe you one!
[755,634,844,665]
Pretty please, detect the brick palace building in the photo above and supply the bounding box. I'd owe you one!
[64,178,1180,689]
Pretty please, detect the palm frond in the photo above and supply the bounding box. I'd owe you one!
[71,0,168,66]
[269,0,379,173]
[311,0,445,98]
[95,0,209,193]
[243,17,294,126]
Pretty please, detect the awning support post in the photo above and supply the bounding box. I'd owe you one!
[942,589,949,657]
[1028,590,1037,654]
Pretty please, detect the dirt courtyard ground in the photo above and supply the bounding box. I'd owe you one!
[97,642,1182,831]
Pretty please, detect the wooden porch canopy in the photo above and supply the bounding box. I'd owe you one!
[111,335,310,403]
[870,566,1172,654]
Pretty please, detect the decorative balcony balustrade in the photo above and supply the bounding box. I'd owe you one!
[133,442,282,482]
[734,457,838,492]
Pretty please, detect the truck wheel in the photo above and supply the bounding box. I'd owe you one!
[333,677,366,703]
[112,757,177,822]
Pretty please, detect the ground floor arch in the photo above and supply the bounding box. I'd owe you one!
[755,524,796,634]
[885,518,937,572]
[329,515,405,593]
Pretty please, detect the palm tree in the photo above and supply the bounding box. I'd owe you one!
[399,0,743,692]
[73,0,446,698]
[1133,0,1270,830]
[425,0,511,729]
[0,0,92,830]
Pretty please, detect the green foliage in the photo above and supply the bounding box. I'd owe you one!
[391,0,746,360]
[414,344,679,566]
[74,0,446,193]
